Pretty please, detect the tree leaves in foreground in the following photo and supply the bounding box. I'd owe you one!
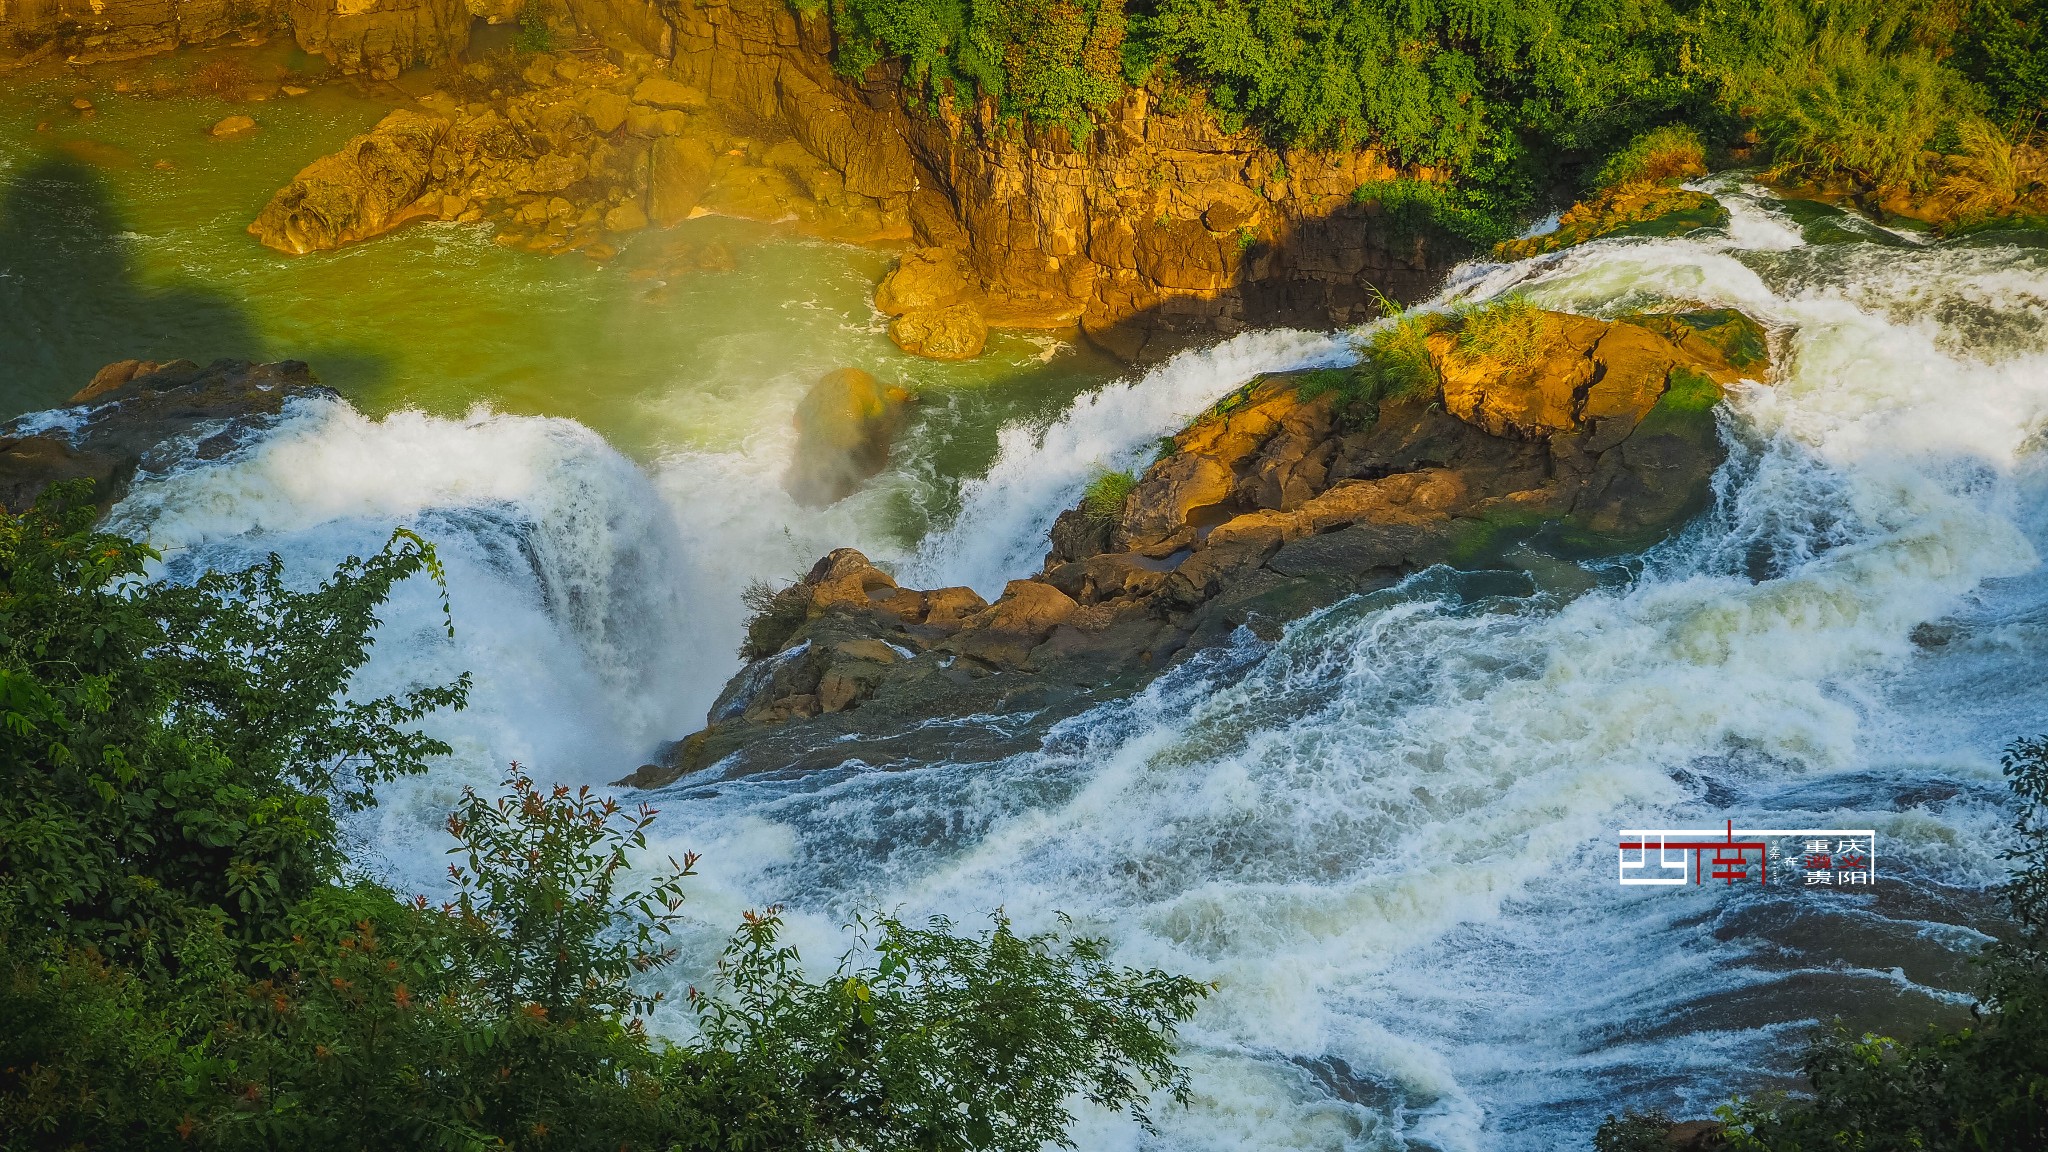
[0,484,1208,1151]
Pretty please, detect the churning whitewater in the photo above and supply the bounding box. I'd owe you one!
[104,186,2048,1151]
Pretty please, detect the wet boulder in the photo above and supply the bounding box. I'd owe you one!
[887,302,988,361]
[875,248,989,361]
[784,368,914,507]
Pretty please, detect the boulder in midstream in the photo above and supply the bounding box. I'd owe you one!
[783,368,914,507]
[0,359,334,513]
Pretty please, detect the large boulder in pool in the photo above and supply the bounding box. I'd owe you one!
[0,359,332,513]
[629,306,1773,787]
[783,368,913,507]
[874,248,990,361]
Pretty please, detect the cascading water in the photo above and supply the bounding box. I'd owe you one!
[908,327,1359,597]
[100,184,2048,1150]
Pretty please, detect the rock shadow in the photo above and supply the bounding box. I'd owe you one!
[0,154,263,417]
[1078,202,1463,366]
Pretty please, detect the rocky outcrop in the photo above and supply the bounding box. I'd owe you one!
[250,109,452,253]
[0,359,333,512]
[652,0,1457,363]
[1497,184,1729,261]
[287,0,472,81]
[234,0,1457,357]
[0,0,277,65]
[248,35,917,259]
[628,306,1771,786]
[0,0,472,77]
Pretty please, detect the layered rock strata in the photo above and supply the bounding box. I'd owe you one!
[628,306,1771,786]
[0,0,476,79]
[249,39,918,258]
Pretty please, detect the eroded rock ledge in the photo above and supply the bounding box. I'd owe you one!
[0,359,333,513]
[626,306,1770,787]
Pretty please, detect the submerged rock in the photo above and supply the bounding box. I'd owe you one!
[887,303,988,361]
[0,359,333,512]
[783,368,913,507]
[631,306,1773,787]
[209,114,258,138]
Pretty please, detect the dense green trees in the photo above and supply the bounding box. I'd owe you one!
[0,485,1207,1150]
[802,0,2048,230]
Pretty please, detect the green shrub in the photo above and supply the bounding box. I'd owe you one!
[515,1,555,54]
[810,0,2029,223]
[1958,0,2048,127]
[1693,0,1980,192]
[1595,1108,1678,1152]
[1593,125,1707,193]
[1083,468,1137,523]
[826,0,1129,138]
[1353,178,1517,247]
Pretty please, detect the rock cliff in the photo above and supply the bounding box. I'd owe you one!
[233,0,1460,361]
[626,305,1772,786]
[0,0,474,78]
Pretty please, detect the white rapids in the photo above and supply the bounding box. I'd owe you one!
[102,186,2048,1150]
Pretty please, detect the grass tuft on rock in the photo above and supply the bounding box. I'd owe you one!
[739,577,809,659]
[1353,287,1448,404]
[1083,469,1138,524]
[1594,125,1708,194]
[1455,295,1552,367]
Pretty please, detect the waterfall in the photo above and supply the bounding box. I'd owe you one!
[101,186,2048,1150]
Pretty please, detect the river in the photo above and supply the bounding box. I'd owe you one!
[5,56,2047,1152]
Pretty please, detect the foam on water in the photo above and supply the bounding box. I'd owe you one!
[95,199,2048,1148]
[632,219,2048,1149]
[101,394,927,888]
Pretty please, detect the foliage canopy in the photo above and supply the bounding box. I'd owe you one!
[800,0,2048,231]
